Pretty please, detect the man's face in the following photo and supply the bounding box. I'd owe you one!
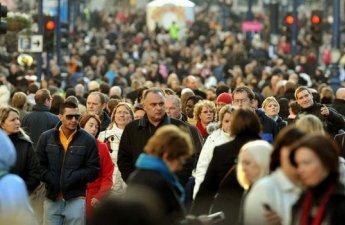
[59,107,80,132]
[86,94,104,115]
[185,99,195,119]
[232,91,252,109]
[165,99,181,119]
[296,90,314,109]
[143,92,165,123]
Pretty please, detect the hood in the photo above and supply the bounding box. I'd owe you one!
[0,129,16,171]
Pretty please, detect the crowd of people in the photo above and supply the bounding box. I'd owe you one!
[1,2,345,225]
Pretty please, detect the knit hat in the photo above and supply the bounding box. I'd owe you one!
[216,93,232,104]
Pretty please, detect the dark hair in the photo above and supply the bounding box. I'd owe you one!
[186,95,203,105]
[230,108,261,136]
[79,113,101,137]
[289,134,340,180]
[216,84,230,96]
[59,101,78,114]
[50,95,65,115]
[28,83,39,94]
[65,88,76,98]
[270,126,305,171]
[232,86,255,100]
[34,89,51,105]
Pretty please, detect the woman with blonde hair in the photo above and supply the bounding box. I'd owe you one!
[295,114,326,134]
[262,96,287,130]
[193,105,235,198]
[193,100,216,140]
[98,102,134,194]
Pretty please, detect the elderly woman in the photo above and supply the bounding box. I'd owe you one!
[262,96,287,130]
[98,102,134,194]
[193,105,235,198]
[192,108,262,224]
[79,113,114,219]
[290,134,345,225]
[127,125,193,224]
[193,100,216,140]
[236,140,273,225]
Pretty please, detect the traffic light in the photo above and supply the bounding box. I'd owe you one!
[283,12,294,41]
[310,10,323,46]
[60,22,69,49]
[44,17,55,52]
[0,3,7,34]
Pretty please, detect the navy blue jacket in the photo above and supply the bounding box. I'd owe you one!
[22,104,59,148]
[36,123,100,201]
[255,109,279,143]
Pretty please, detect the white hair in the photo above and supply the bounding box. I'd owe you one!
[109,86,122,97]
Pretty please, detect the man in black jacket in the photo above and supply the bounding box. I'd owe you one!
[118,87,203,186]
[36,101,99,225]
[295,86,345,136]
[21,89,59,148]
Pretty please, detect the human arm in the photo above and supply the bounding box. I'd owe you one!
[25,142,40,193]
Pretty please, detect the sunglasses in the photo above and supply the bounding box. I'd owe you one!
[65,114,81,120]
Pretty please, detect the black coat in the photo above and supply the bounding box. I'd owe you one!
[118,114,203,186]
[36,123,100,201]
[21,104,60,148]
[298,102,345,136]
[332,99,345,117]
[191,132,261,219]
[128,169,185,224]
[9,132,40,193]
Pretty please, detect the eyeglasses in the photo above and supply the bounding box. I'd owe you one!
[202,110,214,114]
[233,98,250,104]
[65,114,81,120]
[116,111,130,115]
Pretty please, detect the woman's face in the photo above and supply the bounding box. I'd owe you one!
[83,117,99,137]
[1,111,21,135]
[264,101,280,117]
[240,150,261,184]
[221,112,232,134]
[295,147,329,187]
[199,106,214,125]
[185,99,195,119]
[114,105,132,129]
[280,146,299,182]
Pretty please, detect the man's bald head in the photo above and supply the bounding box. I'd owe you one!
[336,88,345,100]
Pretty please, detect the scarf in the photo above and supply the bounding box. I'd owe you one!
[299,183,335,225]
[135,153,185,203]
[196,121,208,139]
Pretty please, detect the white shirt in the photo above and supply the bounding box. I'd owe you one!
[193,128,233,198]
[244,169,302,225]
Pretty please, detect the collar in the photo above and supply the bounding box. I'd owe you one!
[138,113,171,128]
[32,104,50,112]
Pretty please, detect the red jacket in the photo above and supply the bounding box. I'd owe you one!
[86,141,114,218]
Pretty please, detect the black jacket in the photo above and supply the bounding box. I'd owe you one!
[36,122,100,201]
[332,99,345,117]
[255,109,279,143]
[298,102,345,136]
[21,104,60,148]
[9,132,40,193]
[191,132,261,217]
[128,169,186,224]
[118,114,203,186]
[100,111,111,132]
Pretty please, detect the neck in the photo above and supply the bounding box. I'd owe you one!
[61,126,75,138]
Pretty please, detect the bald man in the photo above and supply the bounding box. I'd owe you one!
[332,88,345,117]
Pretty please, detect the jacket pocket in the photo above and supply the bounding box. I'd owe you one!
[65,146,86,169]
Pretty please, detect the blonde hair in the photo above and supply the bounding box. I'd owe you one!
[237,140,273,190]
[144,125,192,160]
[295,114,325,135]
[109,102,134,129]
[262,96,280,112]
[193,100,216,122]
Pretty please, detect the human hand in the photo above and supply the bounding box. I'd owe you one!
[91,198,99,207]
[264,209,281,225]
[320,105,329,116]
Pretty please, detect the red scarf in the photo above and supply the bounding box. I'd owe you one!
[299,184,334,225]
[196,121,208,139]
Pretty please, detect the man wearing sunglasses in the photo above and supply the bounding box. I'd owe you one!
[36,101,100,225]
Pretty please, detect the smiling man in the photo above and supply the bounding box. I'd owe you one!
[36,101,99,225]
[295,86,345,136]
